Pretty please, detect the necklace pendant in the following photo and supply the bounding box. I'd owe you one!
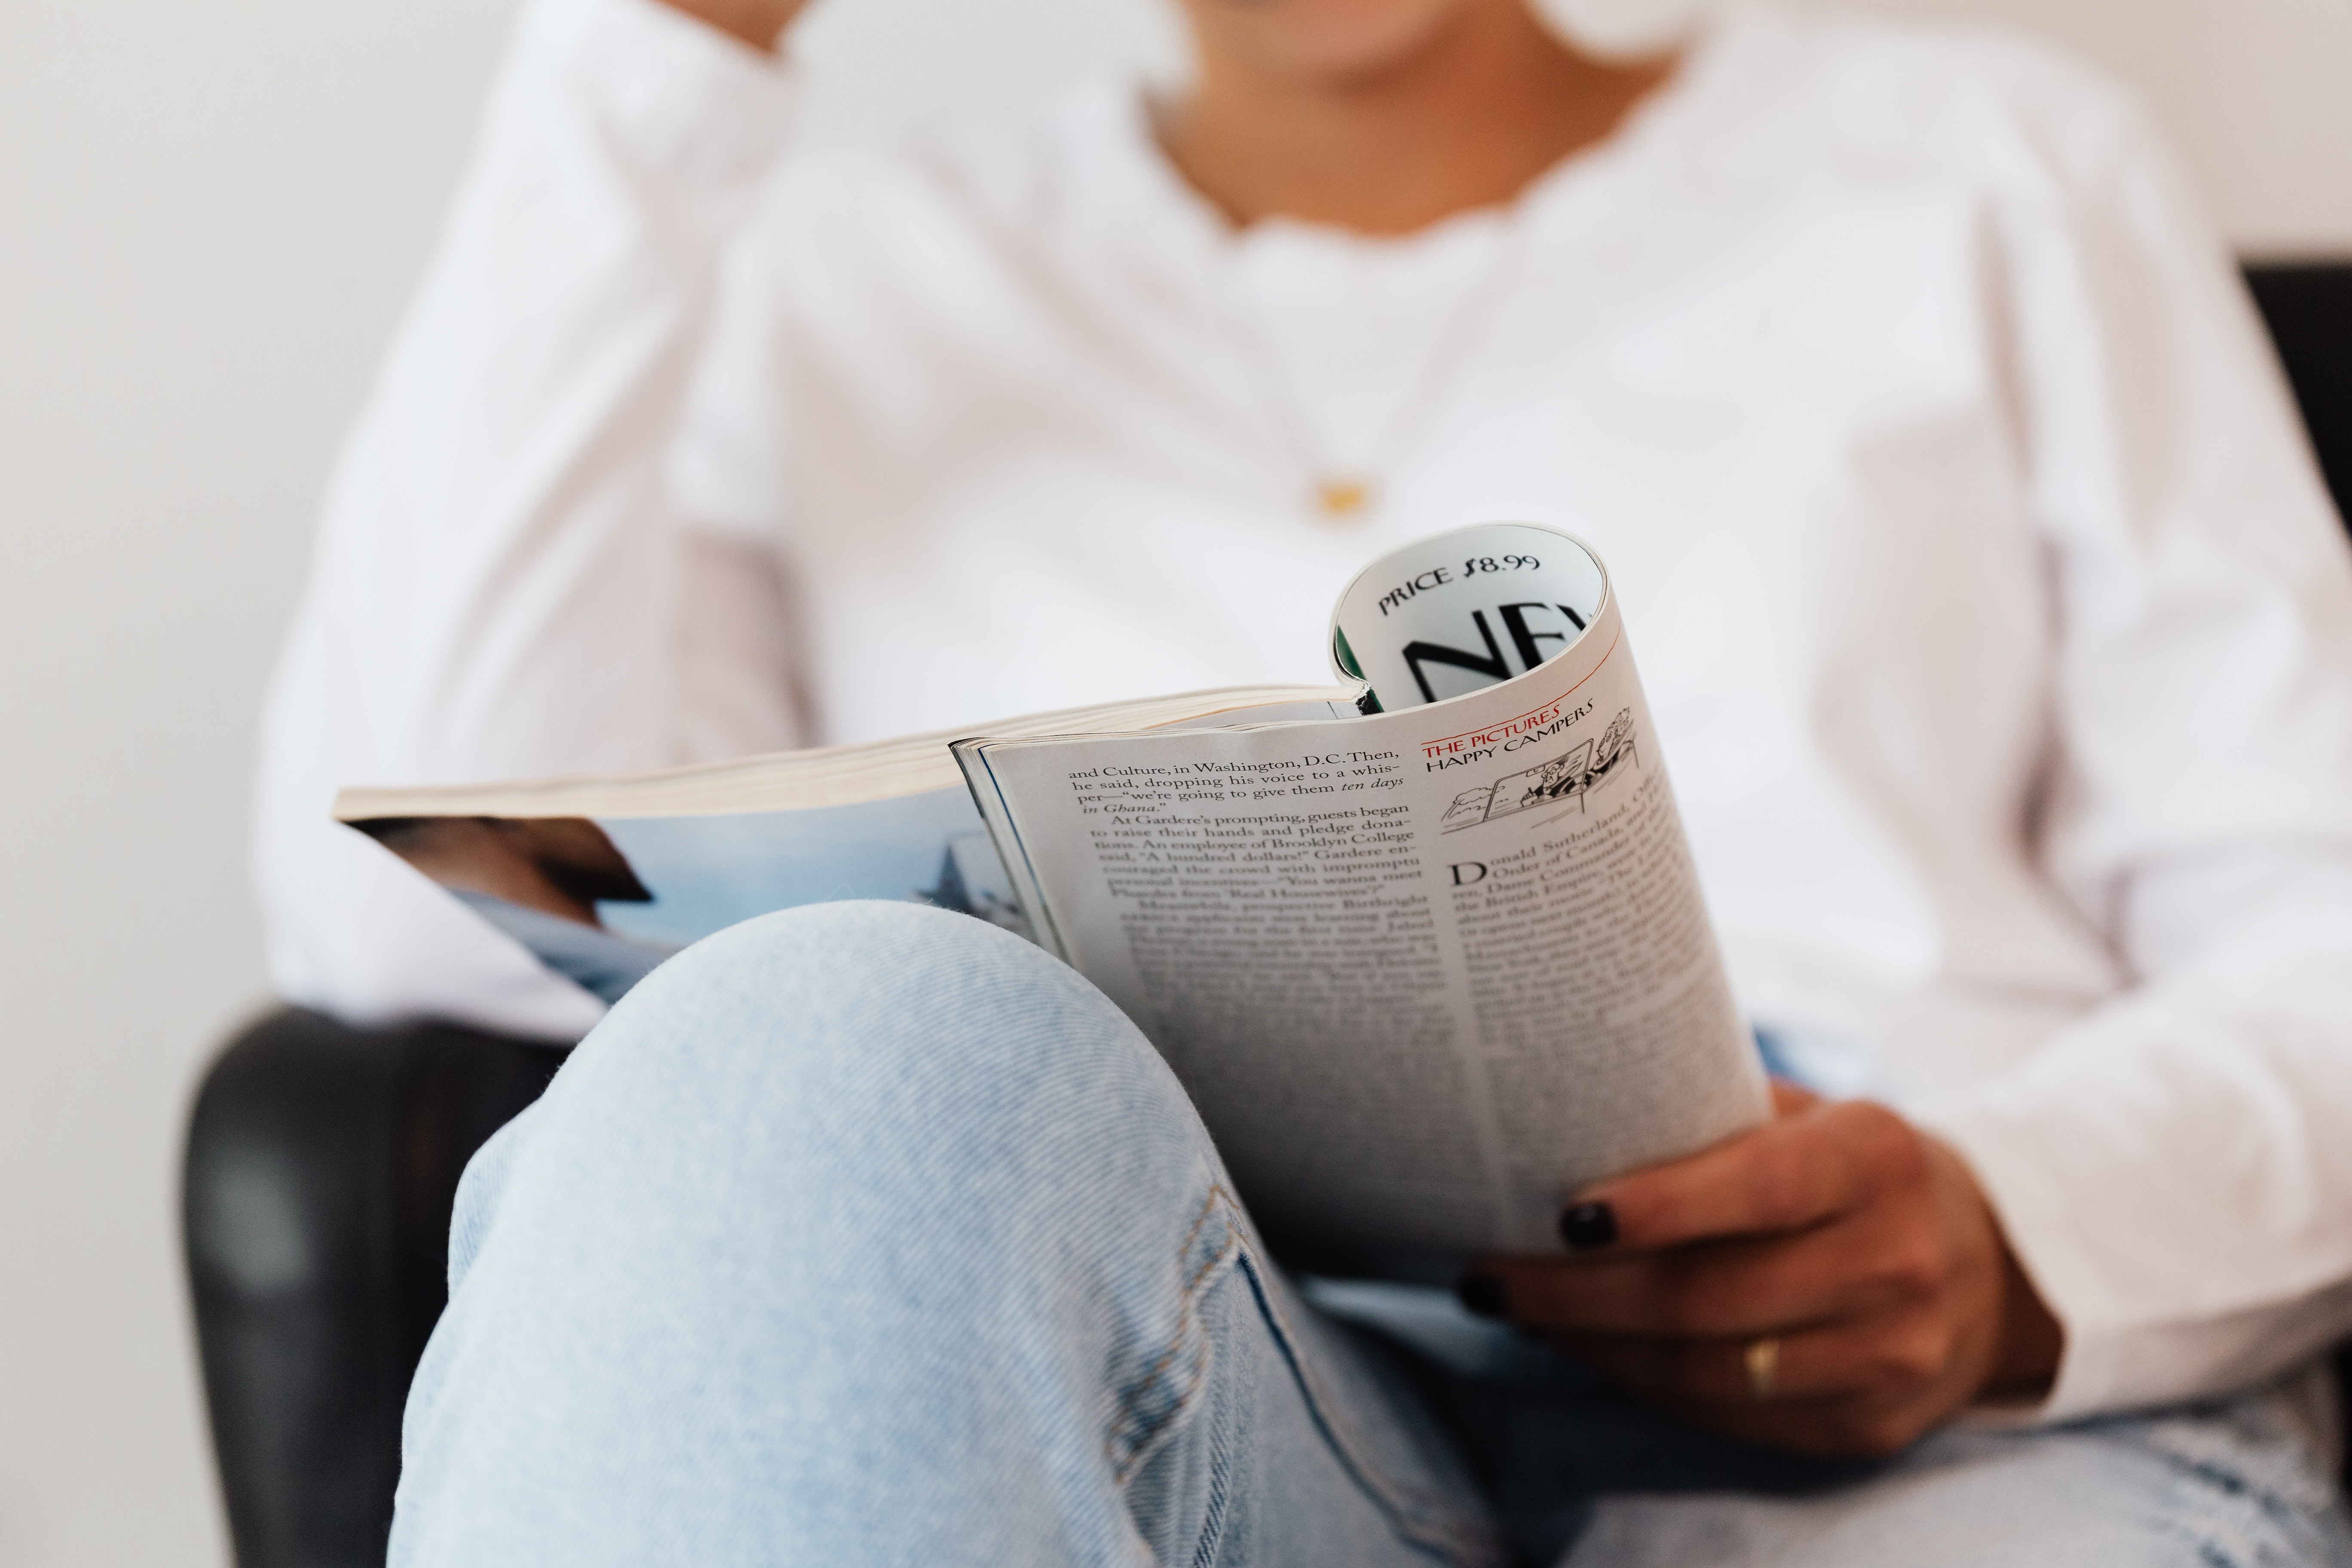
[1315,477,1374,520]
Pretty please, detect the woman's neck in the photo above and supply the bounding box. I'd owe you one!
[1156,1,1674,236]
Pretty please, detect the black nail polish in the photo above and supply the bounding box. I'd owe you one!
[1455,1274,1508,1319]
[1559,1201,1618,1251]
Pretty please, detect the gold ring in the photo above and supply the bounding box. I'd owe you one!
[1744,1335,1780,1403]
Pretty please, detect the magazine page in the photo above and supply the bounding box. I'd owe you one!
[349,787,1028,1004]
[336,685,1356,821]
[957,525,1769,1261]
[341,690,1357,1004]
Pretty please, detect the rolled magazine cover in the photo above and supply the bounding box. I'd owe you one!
[959,523,1769,1261]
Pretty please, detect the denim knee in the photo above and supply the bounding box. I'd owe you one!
[518,900,1217,1253]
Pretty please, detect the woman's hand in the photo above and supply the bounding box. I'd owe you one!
[655,0,812,53]
[1465,1084,2064,1456]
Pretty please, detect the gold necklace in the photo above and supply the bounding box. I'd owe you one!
[1227,217,1530,522]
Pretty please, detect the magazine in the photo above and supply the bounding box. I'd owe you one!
[338,523,1770,1262]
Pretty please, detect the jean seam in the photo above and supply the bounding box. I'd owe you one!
[2139,1431,2334,1568]
[1106,1188,1241,1487]
[1106,1184,1501,1567]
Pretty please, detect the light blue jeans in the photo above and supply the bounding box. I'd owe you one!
[390,903,2352,1566]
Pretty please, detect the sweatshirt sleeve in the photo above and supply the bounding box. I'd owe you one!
[252,0,802,1035]
[1913,62,2352,1419]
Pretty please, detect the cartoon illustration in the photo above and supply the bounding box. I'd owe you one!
[1439,708,1640,833]
[1441,786,1499,828]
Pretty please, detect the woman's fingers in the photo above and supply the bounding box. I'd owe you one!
[1553,1307,1965,1408]
[1482,1200,1930,1338]
[1568,1099,1929,1255]
[1459,1102,2036,1460]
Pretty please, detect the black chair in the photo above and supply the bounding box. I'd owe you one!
[181,263,2352,1568]
[2246,261,2352,518]
[183,1009,567,1567]
[2245,255,2352,1508]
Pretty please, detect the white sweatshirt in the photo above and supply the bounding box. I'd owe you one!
[255,0,2352,1421]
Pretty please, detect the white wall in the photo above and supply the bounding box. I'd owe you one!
[0,1,2343,1563]
[0,6,521,1561]
[1862,0,2352,254]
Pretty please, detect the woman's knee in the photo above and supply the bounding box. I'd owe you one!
[527,901,1208,1225]
[604,899,1142,1098]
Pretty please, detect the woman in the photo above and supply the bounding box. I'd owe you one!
[256,0,2352,1559]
